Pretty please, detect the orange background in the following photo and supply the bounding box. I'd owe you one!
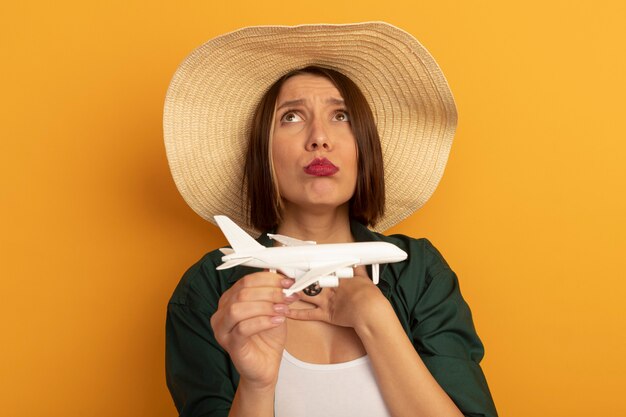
[2,1,624,416]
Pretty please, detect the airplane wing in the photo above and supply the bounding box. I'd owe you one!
[267,233,316,247]
[283,259,359,296]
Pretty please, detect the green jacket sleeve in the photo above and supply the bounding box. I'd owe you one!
[166,253,240,417]
[409,239,498,417]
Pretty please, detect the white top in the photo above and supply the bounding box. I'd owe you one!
[274,350,392,417]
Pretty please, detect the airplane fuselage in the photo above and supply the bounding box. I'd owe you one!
[221,241,406,273]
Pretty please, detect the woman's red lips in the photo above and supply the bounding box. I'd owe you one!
[304,158,339,176]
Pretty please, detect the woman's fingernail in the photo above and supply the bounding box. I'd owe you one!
[273,304,289,313]
[284,294,298,302]
[281,279,293,288]
[271,315,286,324]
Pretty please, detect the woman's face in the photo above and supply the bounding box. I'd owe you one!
[271,73,358,214]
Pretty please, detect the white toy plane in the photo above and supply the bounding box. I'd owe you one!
[214,215,408,296]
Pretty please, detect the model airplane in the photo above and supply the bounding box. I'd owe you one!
[214,215,408,296]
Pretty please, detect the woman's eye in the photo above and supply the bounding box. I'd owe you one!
[333,111,350,122]
[281,112,302,123]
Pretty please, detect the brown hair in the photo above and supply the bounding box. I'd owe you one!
[244,66,385,231]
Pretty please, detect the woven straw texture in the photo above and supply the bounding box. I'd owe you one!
[163,22,457,236]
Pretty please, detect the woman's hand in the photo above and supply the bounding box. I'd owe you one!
[210,272,298,389]
[285,266,391,331]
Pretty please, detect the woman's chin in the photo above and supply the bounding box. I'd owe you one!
[283,197,351,214]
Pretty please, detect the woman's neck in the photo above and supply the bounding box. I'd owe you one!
[276,204,354,244]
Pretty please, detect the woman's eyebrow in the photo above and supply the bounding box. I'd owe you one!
[276,97,345,111]
[276,99,305,111]
[326,97,345,106]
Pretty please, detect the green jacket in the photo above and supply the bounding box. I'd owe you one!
[166,221,498,416]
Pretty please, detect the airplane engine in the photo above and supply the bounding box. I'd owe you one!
[275,267,300,278]
[311,268,354,288]
[334,268,354,278]
[317,276,339,288]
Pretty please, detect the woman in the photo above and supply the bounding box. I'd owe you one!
[164,23,497,417]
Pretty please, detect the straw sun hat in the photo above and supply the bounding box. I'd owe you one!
[164,22,457,236]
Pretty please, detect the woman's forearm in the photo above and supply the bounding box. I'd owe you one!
[356,301,463,417]
[228,379,276,417]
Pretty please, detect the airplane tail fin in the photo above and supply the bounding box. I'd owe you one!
[216,257,253,270]
[214,215,265,253]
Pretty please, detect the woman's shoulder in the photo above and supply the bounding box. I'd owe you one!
[374,231,452,273]
[168,248,250,312]
[371,231,456,300]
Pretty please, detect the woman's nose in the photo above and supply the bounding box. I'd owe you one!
[305,119,331,151]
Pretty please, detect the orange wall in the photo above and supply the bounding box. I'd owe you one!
[2,1,624,416]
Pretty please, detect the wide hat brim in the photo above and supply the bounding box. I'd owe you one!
[164,22,457,236]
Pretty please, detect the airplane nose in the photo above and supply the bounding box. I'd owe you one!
[394,246,408,262]
[383,244,407,262]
